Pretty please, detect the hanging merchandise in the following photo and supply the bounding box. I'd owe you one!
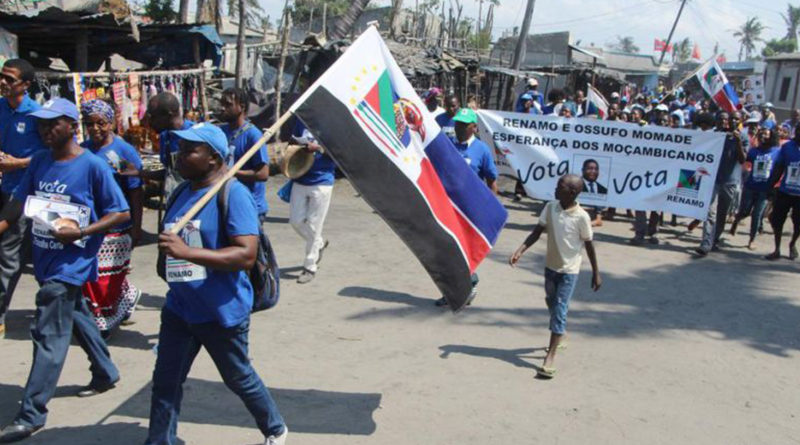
[71,73,85,143]
[128,73,141,127]
[112,81,127,134]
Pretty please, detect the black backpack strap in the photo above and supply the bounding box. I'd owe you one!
[217,178,234,243]
[159,180,191,231]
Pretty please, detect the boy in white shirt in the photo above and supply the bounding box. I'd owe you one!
[509,174,602,379]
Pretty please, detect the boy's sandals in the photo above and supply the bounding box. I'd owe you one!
[537,367,557,379]
[544,343,568,353]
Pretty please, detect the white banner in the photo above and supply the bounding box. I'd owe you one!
[477,110,727,219]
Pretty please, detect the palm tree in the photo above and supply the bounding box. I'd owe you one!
[673,37,692,63]
[782,4,800,49]
[609,36,639,53]
[733,17,766,61]
[329,0,371,41]
[227,0,266,28]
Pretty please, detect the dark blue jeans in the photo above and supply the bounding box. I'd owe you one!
[145,308,285,445]
[16,280,119,428]
[736,188,770,239]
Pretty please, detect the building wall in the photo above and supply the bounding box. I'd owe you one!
[766,59,800,120]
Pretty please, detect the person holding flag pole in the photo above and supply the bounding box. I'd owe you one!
[164,25,507,313]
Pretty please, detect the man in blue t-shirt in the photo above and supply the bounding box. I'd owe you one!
[151,122,286,445]
[696,112,746,256]
[142,92,194,200]
[0,98,130,443]
[218,87,270,219]
[0,59,47,337]
[451,108,499,192]
[766,122,800,260]
[434,95,460,142]
[290,120,335,284]
[434,108,498,308]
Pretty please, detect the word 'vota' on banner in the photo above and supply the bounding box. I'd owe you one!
[477,110,727,220]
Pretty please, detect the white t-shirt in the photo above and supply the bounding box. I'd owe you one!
[538,201,593,274]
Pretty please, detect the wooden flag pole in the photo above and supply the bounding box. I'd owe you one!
[168,110,295,234]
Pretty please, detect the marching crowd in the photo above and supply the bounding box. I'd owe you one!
[0,51,798,444]
[422,78,800,260]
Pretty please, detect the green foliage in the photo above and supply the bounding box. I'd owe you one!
[292,0,351,23]
[733,16,766,60]
[673,37,692,63]
[143,0,177,22]
[467,30,491,50]
[608,36,639,54]
[762,37,798,57]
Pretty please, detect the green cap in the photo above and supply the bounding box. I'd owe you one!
[452,107,477,124]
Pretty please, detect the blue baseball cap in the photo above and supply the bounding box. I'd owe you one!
[520,93,533,101]
[172,122,229,159]
[30,98,80,121]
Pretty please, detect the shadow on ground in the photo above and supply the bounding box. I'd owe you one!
[439,345,545,369]
[109,378,381,436]
[337,241,800,357]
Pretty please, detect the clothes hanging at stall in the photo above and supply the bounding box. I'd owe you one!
[30,70,206,141]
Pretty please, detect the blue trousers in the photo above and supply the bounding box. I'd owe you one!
[736,188,770,240]
[16,280,119,427]
[145,308,285,445]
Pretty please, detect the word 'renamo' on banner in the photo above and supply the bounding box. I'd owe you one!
[477,110,727,220]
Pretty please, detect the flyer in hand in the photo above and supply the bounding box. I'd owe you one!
[24,195,91,248]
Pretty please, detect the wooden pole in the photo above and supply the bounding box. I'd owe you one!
[274,9,291,122]
[169,110,295,234]
[503,0,535,109]
[235,0,247,88]
[658,0,687,66]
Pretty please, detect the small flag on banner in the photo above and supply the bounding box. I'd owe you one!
[289,27,507,310]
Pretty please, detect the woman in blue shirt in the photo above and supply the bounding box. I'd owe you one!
[730,127,781,249]
[148,123,286,445]
[79,100,144,336]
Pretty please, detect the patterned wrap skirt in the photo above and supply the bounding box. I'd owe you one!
[82,231,141,332]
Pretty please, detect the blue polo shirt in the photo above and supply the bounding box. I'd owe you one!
[777,140,800,196]
[0,95,47,194]
[716,134,743,185]
[162,180,259,327]
[13,150,129,286]
[159,119,195,169]
[452,137,498,181]
[293,121,336,186]
[220,121,269,215]
[81,136,143,232]
[435,111,457,142]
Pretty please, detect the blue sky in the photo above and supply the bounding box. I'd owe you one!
[261,0,790,61]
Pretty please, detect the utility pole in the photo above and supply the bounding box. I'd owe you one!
[234,0,246,87]
[503,0,535,109]
[658,0,687,66]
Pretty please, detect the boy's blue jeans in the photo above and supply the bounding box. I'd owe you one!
[544,268,579,335]
[145,308,285,445]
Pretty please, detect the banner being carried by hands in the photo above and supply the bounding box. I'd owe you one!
[478,110,727,219]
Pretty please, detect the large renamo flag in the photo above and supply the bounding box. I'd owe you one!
[290,27,507,310]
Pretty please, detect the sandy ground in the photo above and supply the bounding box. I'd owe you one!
[1,176,799,445]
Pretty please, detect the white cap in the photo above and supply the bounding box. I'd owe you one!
[610,92,620,99]
[655,104,669,112]
[763,102,774,108]
[527,78,538,87]
[746,111,762,123]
